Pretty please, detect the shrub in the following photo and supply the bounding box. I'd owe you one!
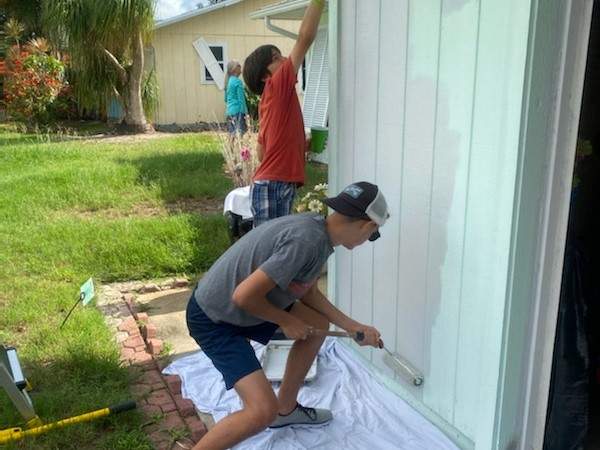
[245,87,260,121]
[48,84,79,120]
[214,117,260,188]
[295,183,328,215]
[4,50,65,127]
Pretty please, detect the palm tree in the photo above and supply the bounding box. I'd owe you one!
[43,0,156,132]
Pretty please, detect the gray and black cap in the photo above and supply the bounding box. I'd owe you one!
[323,181,390,241]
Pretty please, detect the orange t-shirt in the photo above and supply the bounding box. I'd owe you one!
[253,58,305,185]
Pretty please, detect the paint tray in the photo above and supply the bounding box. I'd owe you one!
[261,340,317,383]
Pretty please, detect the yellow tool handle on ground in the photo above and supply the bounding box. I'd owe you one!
[0,400,136,444]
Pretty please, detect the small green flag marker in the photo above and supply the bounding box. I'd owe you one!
[60,278,95,329]
[80,278,95,306]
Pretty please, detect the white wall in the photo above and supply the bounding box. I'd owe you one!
[329,1,532,447]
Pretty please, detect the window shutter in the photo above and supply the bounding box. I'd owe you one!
[302,28,329,128]
[193,37,225,90]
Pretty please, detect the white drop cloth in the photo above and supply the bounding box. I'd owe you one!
[163,339,458,450]
[223,186,253,219]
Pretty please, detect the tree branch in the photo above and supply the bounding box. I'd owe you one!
[103,48,127,85]
[112,86,122,102]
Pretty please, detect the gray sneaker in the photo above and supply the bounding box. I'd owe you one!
[269,403,333,428]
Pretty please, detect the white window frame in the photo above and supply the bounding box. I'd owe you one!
[200,41,228,86]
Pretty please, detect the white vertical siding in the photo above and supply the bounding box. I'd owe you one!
[333,0,357,324]
[396,0,441,401]
[350,0,379,361]
[332,0,532,447]
[424,0,479,424]
[454,1,532,445]
[373,0,410,381]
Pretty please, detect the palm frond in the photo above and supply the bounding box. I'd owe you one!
[142,67,159,119]
[42,0,156,112]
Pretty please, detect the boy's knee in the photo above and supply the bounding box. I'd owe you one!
[247,399,278,429]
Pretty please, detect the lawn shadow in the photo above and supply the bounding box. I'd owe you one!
[184,213,230,273]
[0,134,51,148]
[0,132,109,148]
[124,151,233,204]
[121,151,233,273]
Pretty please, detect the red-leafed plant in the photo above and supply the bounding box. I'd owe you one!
[4,47,65,128]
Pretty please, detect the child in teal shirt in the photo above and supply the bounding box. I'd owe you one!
[225,60,248,135]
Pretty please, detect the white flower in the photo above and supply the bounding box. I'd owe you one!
[308,199,323,212]
[296,204,306,212]
[314,183,328,192]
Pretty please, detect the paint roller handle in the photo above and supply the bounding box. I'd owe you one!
[307,329,365,342]
[377,340,425,387]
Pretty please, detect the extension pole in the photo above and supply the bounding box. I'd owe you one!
[0,401,136,444]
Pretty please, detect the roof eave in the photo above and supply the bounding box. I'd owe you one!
[155,0,244,30]
[249,0,311,20]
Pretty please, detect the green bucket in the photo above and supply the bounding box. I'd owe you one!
[310,127,328,154]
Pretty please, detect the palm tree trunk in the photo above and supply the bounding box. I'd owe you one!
[123,32,153,133]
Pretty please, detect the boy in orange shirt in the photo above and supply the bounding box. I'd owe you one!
[243,0,324,227]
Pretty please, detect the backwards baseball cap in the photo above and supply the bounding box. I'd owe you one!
[323,181,390,241]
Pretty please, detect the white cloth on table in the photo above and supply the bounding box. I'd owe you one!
[163,338,457,450]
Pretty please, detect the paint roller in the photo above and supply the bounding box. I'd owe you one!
[308,329,424,386]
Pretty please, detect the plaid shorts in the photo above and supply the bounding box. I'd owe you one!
[250,180,297,227]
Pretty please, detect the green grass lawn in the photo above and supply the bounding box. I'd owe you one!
[0,125,327,449]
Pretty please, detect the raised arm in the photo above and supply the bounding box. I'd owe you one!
[289,0,325,72]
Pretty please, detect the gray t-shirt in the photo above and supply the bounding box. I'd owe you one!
[193,213,334,326]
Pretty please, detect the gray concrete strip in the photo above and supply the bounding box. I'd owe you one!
[136,287,199,360]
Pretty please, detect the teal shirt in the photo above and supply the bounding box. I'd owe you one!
[225,76,248,116]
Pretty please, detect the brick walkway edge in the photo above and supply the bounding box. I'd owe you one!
[98,280,206,450]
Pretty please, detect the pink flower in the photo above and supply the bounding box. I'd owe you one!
[240,146,251,162]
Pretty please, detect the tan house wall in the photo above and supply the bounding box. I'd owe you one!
[153,0,299,125]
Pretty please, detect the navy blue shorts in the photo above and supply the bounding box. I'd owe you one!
[186,296,293,390]
[250,180,297,228]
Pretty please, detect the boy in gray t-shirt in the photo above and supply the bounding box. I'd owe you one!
[187,182,390,450]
